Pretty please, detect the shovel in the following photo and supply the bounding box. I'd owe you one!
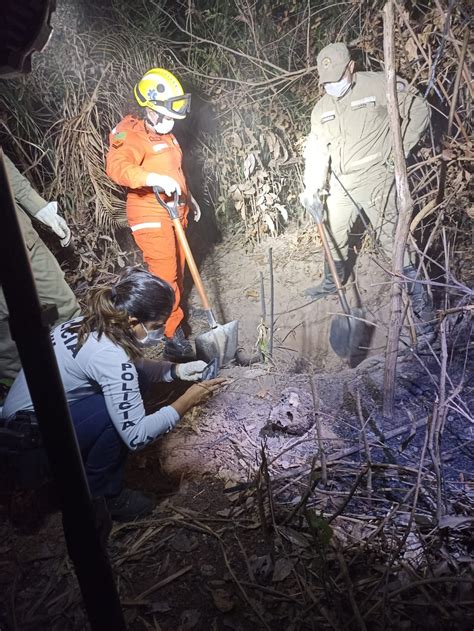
[307,198,365,359]
[153,187,239,366]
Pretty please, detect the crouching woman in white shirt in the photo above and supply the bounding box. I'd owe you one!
[3,268,225,521]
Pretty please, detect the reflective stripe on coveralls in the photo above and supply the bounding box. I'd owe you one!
[131,215,188,339]
[131,222,162,232]
[106,115,189,338]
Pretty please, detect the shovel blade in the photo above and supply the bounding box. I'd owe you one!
[195,320,239,366]
[329,308,365,359]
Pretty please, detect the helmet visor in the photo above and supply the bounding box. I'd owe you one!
[149,93,191,117]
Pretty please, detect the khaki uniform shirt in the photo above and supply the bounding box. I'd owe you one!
[3,153,47,249]
[304,71,430,190]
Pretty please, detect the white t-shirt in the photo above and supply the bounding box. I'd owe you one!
[3,318,180,450]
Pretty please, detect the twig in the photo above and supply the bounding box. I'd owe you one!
[382,0,415,418]
[356,391,373,504]
[227,418,429,494]
[268,247,275,357]
[335,544,368,631]
[432,0,474,99]
[424,0,455,98]
[435,27,469,205]
[261,445,277,552]
[392,0,469,141]
[152,2,287,75]
[327,466,369,524]
[259,271,266,322]
[310,375,327,485]
[128,564,193,601]
[219,539,273,630]
[258,270,268,361]
[366,414,431,615]
[280,456,318,525]
[256,449,271,545]
[429,313,449,521]
[239,580,303,602]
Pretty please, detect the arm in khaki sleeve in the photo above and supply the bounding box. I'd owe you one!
[3,154,48,217]
[396,78,430,155]
[303,128,330,195]
[105,132,149,189]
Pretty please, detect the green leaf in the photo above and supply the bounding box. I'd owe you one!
[305,510,333,547]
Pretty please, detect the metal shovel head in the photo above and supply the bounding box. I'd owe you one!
[195,320,239,366]
[329,307,365,359]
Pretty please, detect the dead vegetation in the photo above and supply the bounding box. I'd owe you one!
[2,360,473,630]
[0,0,472,629]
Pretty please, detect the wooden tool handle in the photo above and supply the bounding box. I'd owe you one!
[172,218,212,312]
[152,187,216,319]
[313,214,351,316]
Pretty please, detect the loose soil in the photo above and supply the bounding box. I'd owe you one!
[186,222,395,373]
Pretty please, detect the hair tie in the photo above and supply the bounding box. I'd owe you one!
[110,287,117,299]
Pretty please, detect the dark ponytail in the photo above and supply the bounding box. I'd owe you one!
[73,268,174,360]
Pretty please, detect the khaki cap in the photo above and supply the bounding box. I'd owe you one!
[317,43,351,84]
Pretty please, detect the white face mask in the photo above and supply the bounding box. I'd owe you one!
[151,118,175,134]
[137,323,165,347]
[324,76,351,98]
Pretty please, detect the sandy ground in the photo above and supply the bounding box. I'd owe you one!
[149,222,402,480]
[185,222,397,374]
[157,365,342,484]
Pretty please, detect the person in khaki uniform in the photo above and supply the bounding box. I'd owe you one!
[0,153,80,384]
[300,42,430,301]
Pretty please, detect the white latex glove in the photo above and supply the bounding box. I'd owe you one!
[36,202,71,246]
[299,188,317,211]
[175,361,208,382]
[385,154,395,173]
[190,194,201,222]
[145,172,181,196]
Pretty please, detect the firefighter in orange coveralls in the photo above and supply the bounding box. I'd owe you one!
[106,68,200,361]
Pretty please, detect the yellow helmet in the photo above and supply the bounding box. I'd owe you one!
[134,68,191,120]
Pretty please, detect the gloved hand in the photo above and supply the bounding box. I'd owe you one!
[175,361,208,381]
[299,188,316,211]
[385,154,395,173]
[145,172,181,196]
[190,194,201,222]
[299,188,325,220]
[36,202,71,246]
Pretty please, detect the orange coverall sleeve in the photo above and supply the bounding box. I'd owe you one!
[106,131,149,189]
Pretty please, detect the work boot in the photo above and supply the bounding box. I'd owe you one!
[163,326,195,361]
[304,261,345,300]
[106,488,154,522]
[403,265,436,342]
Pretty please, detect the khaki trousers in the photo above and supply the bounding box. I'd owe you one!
[325,165,411,266]
[0,238,80,381]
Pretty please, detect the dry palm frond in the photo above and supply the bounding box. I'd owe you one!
[0,0,470,283]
